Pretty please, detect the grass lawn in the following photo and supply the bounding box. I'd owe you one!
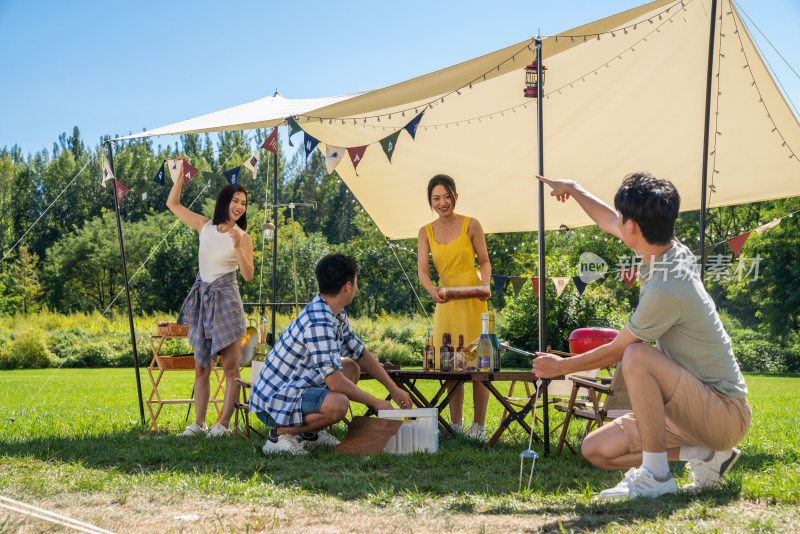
[0,368,797,533]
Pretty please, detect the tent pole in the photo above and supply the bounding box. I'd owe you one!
[271,148,278,342]
[535,37,550,457]
[104,140,146,427]
[699,0,719,281]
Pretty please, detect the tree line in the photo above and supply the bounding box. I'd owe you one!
[1,127,799,341]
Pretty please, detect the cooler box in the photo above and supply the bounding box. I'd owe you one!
[377,408,438,454]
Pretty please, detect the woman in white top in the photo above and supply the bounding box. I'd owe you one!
[167,166,254,437]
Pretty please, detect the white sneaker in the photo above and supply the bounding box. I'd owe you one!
[207,422,231,438]
[464,424,486,441]
[262,434,308,455]
[683,448,740,492]
[597,466,679,499]
[178,423,207,437]
[298,430,340,450]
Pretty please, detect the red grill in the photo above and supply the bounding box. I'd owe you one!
[568,326,619,354]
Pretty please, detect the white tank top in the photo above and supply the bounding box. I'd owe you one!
[198,220,245,283]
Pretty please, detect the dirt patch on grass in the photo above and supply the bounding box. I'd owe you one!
[2,493,799,533]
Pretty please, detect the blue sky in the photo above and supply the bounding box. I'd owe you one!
[1,0,798,156]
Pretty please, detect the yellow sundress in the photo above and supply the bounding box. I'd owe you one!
[425,216,488,362]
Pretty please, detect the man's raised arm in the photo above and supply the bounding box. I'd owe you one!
[536,175,622,239]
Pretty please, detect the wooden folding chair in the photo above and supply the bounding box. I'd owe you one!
[555,365,631,454]
[233,360,265,441]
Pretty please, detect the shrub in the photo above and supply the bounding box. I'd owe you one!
[0,330,54,369]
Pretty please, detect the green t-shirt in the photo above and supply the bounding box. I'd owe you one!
[626,241,748,398]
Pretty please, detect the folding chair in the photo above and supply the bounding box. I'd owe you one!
[233,360,265,441]
[555,365,631,454]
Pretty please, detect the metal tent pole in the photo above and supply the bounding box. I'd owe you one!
[699,0,719,280]
[104,141,145,426]
[271,148,278,342]
[535,37,550,457]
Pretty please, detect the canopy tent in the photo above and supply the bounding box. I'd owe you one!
[118,0,800,240]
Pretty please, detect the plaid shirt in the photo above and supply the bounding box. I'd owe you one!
[249,294,365,427]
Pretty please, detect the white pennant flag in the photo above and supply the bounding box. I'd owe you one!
[101,160,114,188]
[325,144,346,174]
[755,219,781,235]
[165,159,184,184]
[552,277,571,297]
[242,152,260,179]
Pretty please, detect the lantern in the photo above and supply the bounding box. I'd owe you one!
[524,60,547,98]
[262,220,275,240]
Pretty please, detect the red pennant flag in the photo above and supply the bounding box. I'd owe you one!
[529,277,550,298]
[621,267,639,289]
[727,231,752,257]
[114,180,129,202]
[261,128,278,154]
[182,162,199,183]
[347,145,368,175]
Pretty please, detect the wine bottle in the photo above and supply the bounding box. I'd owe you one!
[488,313,501,372]
[440,333,453,371]
[423,327,434,372]
[455,334,465,372]
[477,313,492,372]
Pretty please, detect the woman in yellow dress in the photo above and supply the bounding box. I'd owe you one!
[417,174,492,440]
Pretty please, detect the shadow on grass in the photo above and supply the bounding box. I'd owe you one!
[0,426,766,509]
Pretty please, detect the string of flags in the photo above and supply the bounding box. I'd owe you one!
[489,211,794,299]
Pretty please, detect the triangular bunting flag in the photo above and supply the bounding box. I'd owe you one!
[242,152,260,179]
[134,184,150,201]
[491,274,509,295]
[200,171,225,183]
[114,180,129,202]
[325,145,346,174]
[303,132,320,160]
[510,276,528,296]
[223,166,241,186]
[755,219,781,235]
[348,145,367,175]
[552,277,571,297]
[621,267,639,289]
[165,158,184,184]
[694,245,715,270]
[152,160,166,185]
[529,277,550,298]
[101,160,114,188]
[182,161,199,183]
[286,116,302,147]
[404,111,425,139]
[727,231,751,257]
[379,130,402,162]
[572,276,588,296]
[261,128,278,154]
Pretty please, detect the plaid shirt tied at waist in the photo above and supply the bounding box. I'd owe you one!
[177,271,246,367]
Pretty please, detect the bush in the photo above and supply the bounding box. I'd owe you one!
[0,330,54,369]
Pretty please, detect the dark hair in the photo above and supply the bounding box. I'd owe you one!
[316,253,358,295]
[212,184,248,230]
[427,174,457,207]
[614,172,680,245]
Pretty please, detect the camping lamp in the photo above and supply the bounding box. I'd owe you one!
[524,60,547,98]
[262,221,275,240]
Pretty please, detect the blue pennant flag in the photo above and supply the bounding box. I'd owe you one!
[492,274,510,295]
[303,132,320,160]
[286,116,302,147]
[223,166,241,186]
[404,110,425,139]
[152,160,166,185]
[572,276,588,297]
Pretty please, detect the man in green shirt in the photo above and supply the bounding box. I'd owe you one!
[533,172,750,499]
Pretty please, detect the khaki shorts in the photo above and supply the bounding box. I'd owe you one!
[614,367,751,452]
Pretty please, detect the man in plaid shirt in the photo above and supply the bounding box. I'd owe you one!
[250,253,413,454]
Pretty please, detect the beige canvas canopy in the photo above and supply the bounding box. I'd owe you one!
[119,0,800,239]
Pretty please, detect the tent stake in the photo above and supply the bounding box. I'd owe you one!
[534,37,550,458]
[699,0,719,280]
[104,140,146,426]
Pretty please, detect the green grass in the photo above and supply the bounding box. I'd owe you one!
[0,369,797,532]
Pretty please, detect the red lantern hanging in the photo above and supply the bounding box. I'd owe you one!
[524,60,547,98]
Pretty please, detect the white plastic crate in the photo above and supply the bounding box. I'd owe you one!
[377,408,438,454]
